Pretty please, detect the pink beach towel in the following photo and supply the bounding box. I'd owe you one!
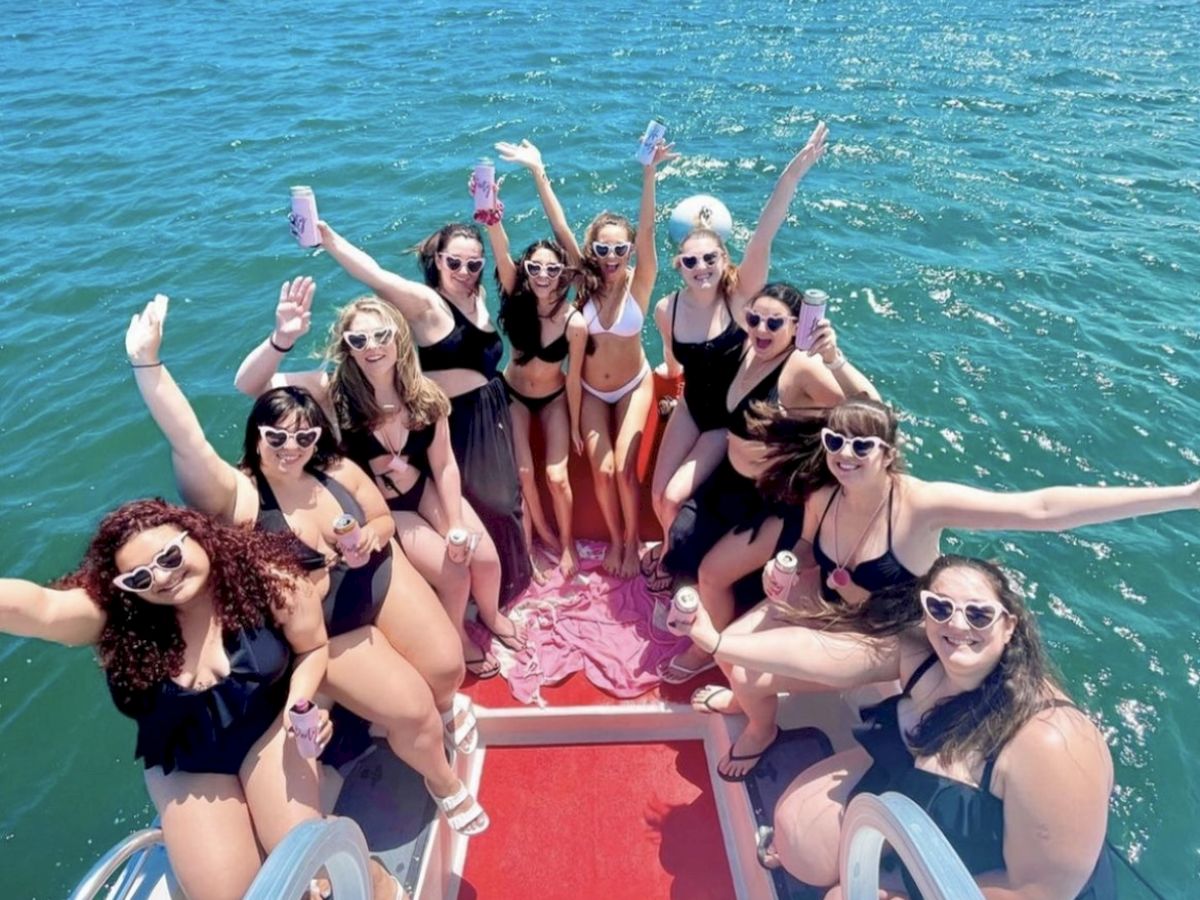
[465,541,692,706]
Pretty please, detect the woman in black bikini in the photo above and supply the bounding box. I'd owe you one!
[645,122,829,592]
[128,296,488,838]
[656,284,877,684]
[483,210,580,578]
[0,499,341,900]
[676,555,1118,899]
[690,395,1200,780]
[298,219,533,606]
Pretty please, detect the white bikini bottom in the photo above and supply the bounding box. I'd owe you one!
[581,362,650,405]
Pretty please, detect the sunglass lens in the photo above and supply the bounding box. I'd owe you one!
[766,317,785,332]
[822,432,845,453]
[295,430,319,449]
[681,256,698,269]
[346,334,368,351]
[444,256,462,271]
[263,430,287,449]
[851,439,877,458]
[965,605,998,629]
[594,244,609,257]
[121,569,153,592]
[745,313,761,328]
[157,545,184,570]
[614,243,630,258]
[545,264,563,277]
[703,252,719,265]
[466,259,484,274]
[925,596,954,622]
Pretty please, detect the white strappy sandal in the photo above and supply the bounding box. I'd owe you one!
[440,693,479,755]
[427,781,490,836]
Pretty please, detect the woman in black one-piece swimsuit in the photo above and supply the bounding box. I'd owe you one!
[679,555,1117,899]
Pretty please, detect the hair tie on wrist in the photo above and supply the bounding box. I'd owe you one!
[130,361,163,369]
[270,337,294,353]
[711,633,723,657]
[826,352,847,371]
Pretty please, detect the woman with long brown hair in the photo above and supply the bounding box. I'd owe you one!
[0,499,345,900]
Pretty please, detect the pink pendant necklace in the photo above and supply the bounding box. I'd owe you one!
[375,412,410,475]
[827,489,889,592]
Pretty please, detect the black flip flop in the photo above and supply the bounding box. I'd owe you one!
[716,727,781,783]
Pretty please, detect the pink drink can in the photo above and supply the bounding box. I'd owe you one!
[669,586,701,634]
[333,514,365,565]
[796,289,828,352]
[472,160,496,214]
[636,119,667,165]
[289,186,321,248]
[447,528,471,565]
[767,551,799,598]
[289,699,322,758]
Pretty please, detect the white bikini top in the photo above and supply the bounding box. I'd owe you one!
[582,292,644,338]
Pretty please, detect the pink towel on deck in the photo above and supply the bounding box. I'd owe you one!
[465,541,692,706]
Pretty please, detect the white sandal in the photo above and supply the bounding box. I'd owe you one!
[427,781,489,836]
[440,693,479,755]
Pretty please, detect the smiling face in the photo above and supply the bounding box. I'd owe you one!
[345,309,398,375]
[924,565,1016,678]
[590,222,633,283]
[113,525,210,608]
[745,295,797,358]
[436,234,486,292]
[676,233,726,292]
[525,246,566,300]
[256,408,319,476]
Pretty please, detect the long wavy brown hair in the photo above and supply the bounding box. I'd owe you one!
[326,296,450,431]
[53,499,307,702]
[677,228,739,299]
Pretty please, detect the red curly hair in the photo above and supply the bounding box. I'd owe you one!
[54,499,308,696]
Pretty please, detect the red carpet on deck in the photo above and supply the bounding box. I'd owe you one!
[459,740,734,900]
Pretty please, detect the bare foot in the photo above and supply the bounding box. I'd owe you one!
[530,553,551,586]
[558,543,579,579]
[691,684,741,715]
[717,723,780,780]
[617,538,641,579]
[602,540,623,575]
[533,523,562,556]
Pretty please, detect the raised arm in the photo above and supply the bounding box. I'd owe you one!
[126,296,254,523]
[806,318,881,401]
[736,121,829,303]
[915,476,1200,534]
[316,221,440,322]
[233,276,331,402]
[629,140,678,310]
[0,580,105,647]
[495,140,582,265]
[426,417,466,533]
[565,315,588,455]
[482,218,518,296]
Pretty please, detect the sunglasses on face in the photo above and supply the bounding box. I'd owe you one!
[679,251,721,270]
[438,253,485,274]
[524,260,564,278]
[591,241,631,259]
[113,532,189,593]
[820,428,890,458]
[744,311,795,332]
[342,327,396,352]
[920,590,1011,631]
[258,425,322,450]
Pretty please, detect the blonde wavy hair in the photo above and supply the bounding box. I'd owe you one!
[326,296,450,432]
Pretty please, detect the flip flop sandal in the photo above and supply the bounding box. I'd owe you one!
[488,617,527,654]
[440,693,479,755]
[716,727,781,783]
[657,653,718,685]
[690,684,734,715]
[639,544,664,578]
[465,653,500,680]
[427,781,490,836]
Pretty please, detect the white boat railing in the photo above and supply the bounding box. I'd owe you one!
[243,816,373,900]
[67,827,165,900]
[840,792,984,900]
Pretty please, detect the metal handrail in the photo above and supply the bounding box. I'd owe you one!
[243,816,372,900]
[840,792,984,900]
[67,827,164,900]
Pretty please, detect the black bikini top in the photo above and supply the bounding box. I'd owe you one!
[341,421,437,484]
[669,291,745,373]
[417,297,502,380]
[253,468,365,572]
[811,483,919,603]
[725,350,791,441]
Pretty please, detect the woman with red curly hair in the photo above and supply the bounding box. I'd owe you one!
[0,499,337,900]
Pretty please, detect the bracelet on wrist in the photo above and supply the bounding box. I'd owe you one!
[826,352,847,371]
[130,360,163,369]
[709,633,723,657]
[269,336,294,353]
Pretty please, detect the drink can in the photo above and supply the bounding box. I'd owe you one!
[447,527,471,564]
[768,550,799,598]
[636,119,667,165]
[668,586,701,634]
[332,514,365,563]
[289,699,322,758]
[289,186,321,248]
[796,288,828,352]
[472,159,496,214]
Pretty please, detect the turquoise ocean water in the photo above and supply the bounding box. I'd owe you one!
[2,0,1198,895]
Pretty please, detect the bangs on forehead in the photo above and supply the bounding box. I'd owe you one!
[828,401,895,442]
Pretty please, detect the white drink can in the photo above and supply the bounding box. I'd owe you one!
[767,550,799,598]
[289,186,321,248]
[636,119,667,165]
[472,159,496,214]
[289,699,322,758]
[796,289,828,352]
[447,528,471,564]
[669,586,701,634]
